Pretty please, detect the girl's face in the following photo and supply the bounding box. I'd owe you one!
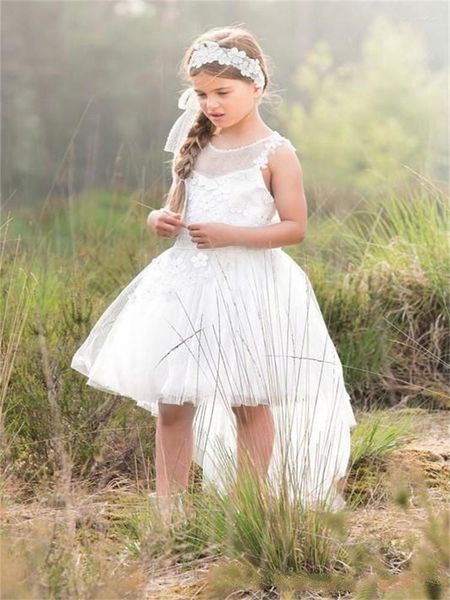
[191,72,261,128]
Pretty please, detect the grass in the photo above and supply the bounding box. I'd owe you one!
[1,420,448,598]
[1,178,449,597]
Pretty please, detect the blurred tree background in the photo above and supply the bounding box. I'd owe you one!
[2,0,448,210]
[1,6,449,560]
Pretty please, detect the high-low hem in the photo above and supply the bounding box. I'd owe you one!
[70,131,357,511]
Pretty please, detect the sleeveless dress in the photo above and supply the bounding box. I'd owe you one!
[71,130,357,510]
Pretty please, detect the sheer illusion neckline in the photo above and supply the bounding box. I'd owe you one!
[208,130,278,152]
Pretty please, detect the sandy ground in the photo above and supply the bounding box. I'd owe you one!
[144,409,450,599]
[1,409,448,599]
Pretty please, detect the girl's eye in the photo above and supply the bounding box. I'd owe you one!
[197,92,228,97]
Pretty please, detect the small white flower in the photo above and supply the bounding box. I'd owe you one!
[172,255,186,271]
[191,252,209,268]
[254,156,268,169]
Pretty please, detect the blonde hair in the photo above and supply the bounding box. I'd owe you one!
[163,25,272,214]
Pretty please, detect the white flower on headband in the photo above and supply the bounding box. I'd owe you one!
[189,41,265,89]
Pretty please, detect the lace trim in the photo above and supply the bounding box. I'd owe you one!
[189,135,293,182]
[190,168,273,205]
[190,165,264,183]
[208,130,278,152]
[254,135,293,170]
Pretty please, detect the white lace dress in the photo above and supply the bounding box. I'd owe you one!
[71,130,357,510]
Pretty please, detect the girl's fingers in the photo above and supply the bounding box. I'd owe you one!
[158,225,178,236]
[161,216,182,226]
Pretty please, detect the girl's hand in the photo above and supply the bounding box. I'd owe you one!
[187,222,237,249]
[147,209,186,238]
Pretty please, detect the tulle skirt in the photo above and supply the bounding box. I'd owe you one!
[71,240,357,510]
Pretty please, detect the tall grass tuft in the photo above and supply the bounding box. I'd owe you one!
[2,178,448,595]
[291,179,449,411]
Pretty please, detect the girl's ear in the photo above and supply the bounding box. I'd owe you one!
[253,84,263,100]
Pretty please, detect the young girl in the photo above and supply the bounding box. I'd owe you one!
[71,25,357,517]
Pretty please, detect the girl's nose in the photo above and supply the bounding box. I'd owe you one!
[206,100,220,111]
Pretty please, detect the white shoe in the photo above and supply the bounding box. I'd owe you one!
[330,492,347,512]
[148,490,187,524]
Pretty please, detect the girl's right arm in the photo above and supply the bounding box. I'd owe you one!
[147,209,185,238]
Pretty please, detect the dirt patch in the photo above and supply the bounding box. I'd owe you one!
[346,409,449,551]
[1,409,448,599]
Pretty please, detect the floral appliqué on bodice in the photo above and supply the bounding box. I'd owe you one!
[130,131,297,302]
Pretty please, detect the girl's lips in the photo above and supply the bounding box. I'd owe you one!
[209,114,225,119]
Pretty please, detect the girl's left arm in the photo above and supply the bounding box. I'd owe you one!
[231,143,307,248]
[187,144,307,249]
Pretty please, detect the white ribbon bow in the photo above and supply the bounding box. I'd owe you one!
[163,87,201,157]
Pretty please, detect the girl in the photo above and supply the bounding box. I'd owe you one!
[71,25,357,519]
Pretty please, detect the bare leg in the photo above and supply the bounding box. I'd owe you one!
[232,404,275,482]
[155,402,196,496]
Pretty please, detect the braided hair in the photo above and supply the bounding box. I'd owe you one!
[163,25,271,214]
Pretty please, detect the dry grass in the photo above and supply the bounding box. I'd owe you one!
[1,409,448,599]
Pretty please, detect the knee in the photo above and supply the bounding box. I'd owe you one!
[232,405,250,426]
[232,404,270,427]
[158,402,196,427]
[233,404,274,429]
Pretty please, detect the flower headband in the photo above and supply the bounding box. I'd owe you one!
[164,41,265,157]
[189,40,265,89]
